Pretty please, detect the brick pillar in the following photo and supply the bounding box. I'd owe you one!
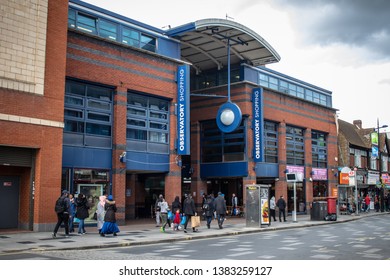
[304,128,313,209]
[276,121,287,199]
[112,87,127,225]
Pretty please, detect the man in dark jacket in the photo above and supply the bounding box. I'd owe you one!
[276,195,287,222]
[214,192,227,229]
[52,190,71,238]
[182,194,196,233]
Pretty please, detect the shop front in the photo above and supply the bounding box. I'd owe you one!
[62,168,110,223]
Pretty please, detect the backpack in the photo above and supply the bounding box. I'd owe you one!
[54,197,66,213]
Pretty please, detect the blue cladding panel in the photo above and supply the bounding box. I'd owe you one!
[62,146,112,169]
[200,162,248,178]
[254,162,278,177]
[126,151,169,172]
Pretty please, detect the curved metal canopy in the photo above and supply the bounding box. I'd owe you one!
[166,18,281,73]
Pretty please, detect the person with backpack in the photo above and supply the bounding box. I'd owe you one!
[204,194,215,229]
[52,190,71,238]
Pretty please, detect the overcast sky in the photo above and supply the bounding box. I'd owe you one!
[83,0,390,131]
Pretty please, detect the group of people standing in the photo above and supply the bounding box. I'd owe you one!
[154,192,229,233]
[52,190,120,238]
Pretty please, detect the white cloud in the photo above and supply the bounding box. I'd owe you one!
[82,0,390,131]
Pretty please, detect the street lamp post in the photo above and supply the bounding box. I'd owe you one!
[377,119,388,213]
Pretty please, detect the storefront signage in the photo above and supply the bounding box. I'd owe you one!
[176,65,190,155]
[382,174,390,185]
[312,168,327,180]
[339,173,349,185]
[286,165,304,181]
[252,88,264,162]
[367,170,380,185]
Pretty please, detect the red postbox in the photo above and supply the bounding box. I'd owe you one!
[327,197,337,214]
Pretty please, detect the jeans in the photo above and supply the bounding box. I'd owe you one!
[69,216,74,232]
[217,214,225,227]
[279,209,286,221]
[78,218,86,233]
[53,212,69,235]
[206,215,213,227]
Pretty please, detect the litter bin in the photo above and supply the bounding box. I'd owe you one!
[311,201,328,221]
[327,197,336,214]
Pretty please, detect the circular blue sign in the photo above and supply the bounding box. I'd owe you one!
[216,102,242,133]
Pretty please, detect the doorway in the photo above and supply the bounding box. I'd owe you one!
[0,176,20,229]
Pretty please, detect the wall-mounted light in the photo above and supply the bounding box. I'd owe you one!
[119,152,126,163]
[309,177,313,182]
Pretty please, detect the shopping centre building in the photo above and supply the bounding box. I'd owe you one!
[0,0,339,231]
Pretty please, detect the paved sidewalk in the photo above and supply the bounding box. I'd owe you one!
[0,211,388,254]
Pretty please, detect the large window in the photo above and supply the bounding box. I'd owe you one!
[68,7,156,53]
[64,80,113,148]
[200,120,246,163]
[312,131,327,168]
[264,121,278,163]
[126,92,169,154]
[258,71,332,107]
[286,126,304,165]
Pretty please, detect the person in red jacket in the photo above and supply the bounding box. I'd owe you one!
[364,194,371,212]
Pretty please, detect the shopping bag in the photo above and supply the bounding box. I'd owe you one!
[180,215,186,225]
[191,215,201,228]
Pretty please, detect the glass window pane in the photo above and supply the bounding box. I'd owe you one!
[87,100,111,111]
[127,119,146,127]
[64,120,84,133]
[66,81,85,96]
[99,19,117,41]
[86,123,111,136]
[87,112,110,122]
[68,9,76,28]
[77,14,97,34]
[65,109,83,119]
[140,34,156,52]
[122,27,140,47]
[87,85,112,101]
[65,96,84,106]
[127,128,147,140]
[128,107,146,117]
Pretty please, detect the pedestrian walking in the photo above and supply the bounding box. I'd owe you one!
[231,193,238,216]
[204,194,215,229]
[68,193,76,233]
[214,192,227,229]
[159,198,169,232]
[155,194,163,227]
[276,195,287,222]
[171,196,181,213]
[96,194,107,234]
[75,193,89,234]
[52,190,71,238]
[182,193,197,233]
[270,196,277,222]
[173,209,181,231]
[364,194,370,212]
[100,195,120,237]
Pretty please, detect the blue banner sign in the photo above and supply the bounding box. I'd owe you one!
[177,65,190,155]
[252,88,264,162]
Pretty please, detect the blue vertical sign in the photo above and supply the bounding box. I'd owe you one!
[177,65,190,155]
[252,88,264,162]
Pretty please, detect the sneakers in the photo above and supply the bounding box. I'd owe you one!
[65,235,70,238]
[160,227,165,233]
[113,233,117,236]
[52,232,56,239]
[100,233,105,237]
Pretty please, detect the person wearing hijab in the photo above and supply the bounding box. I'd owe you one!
[100,195,120,237]
[96,194,107,234]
